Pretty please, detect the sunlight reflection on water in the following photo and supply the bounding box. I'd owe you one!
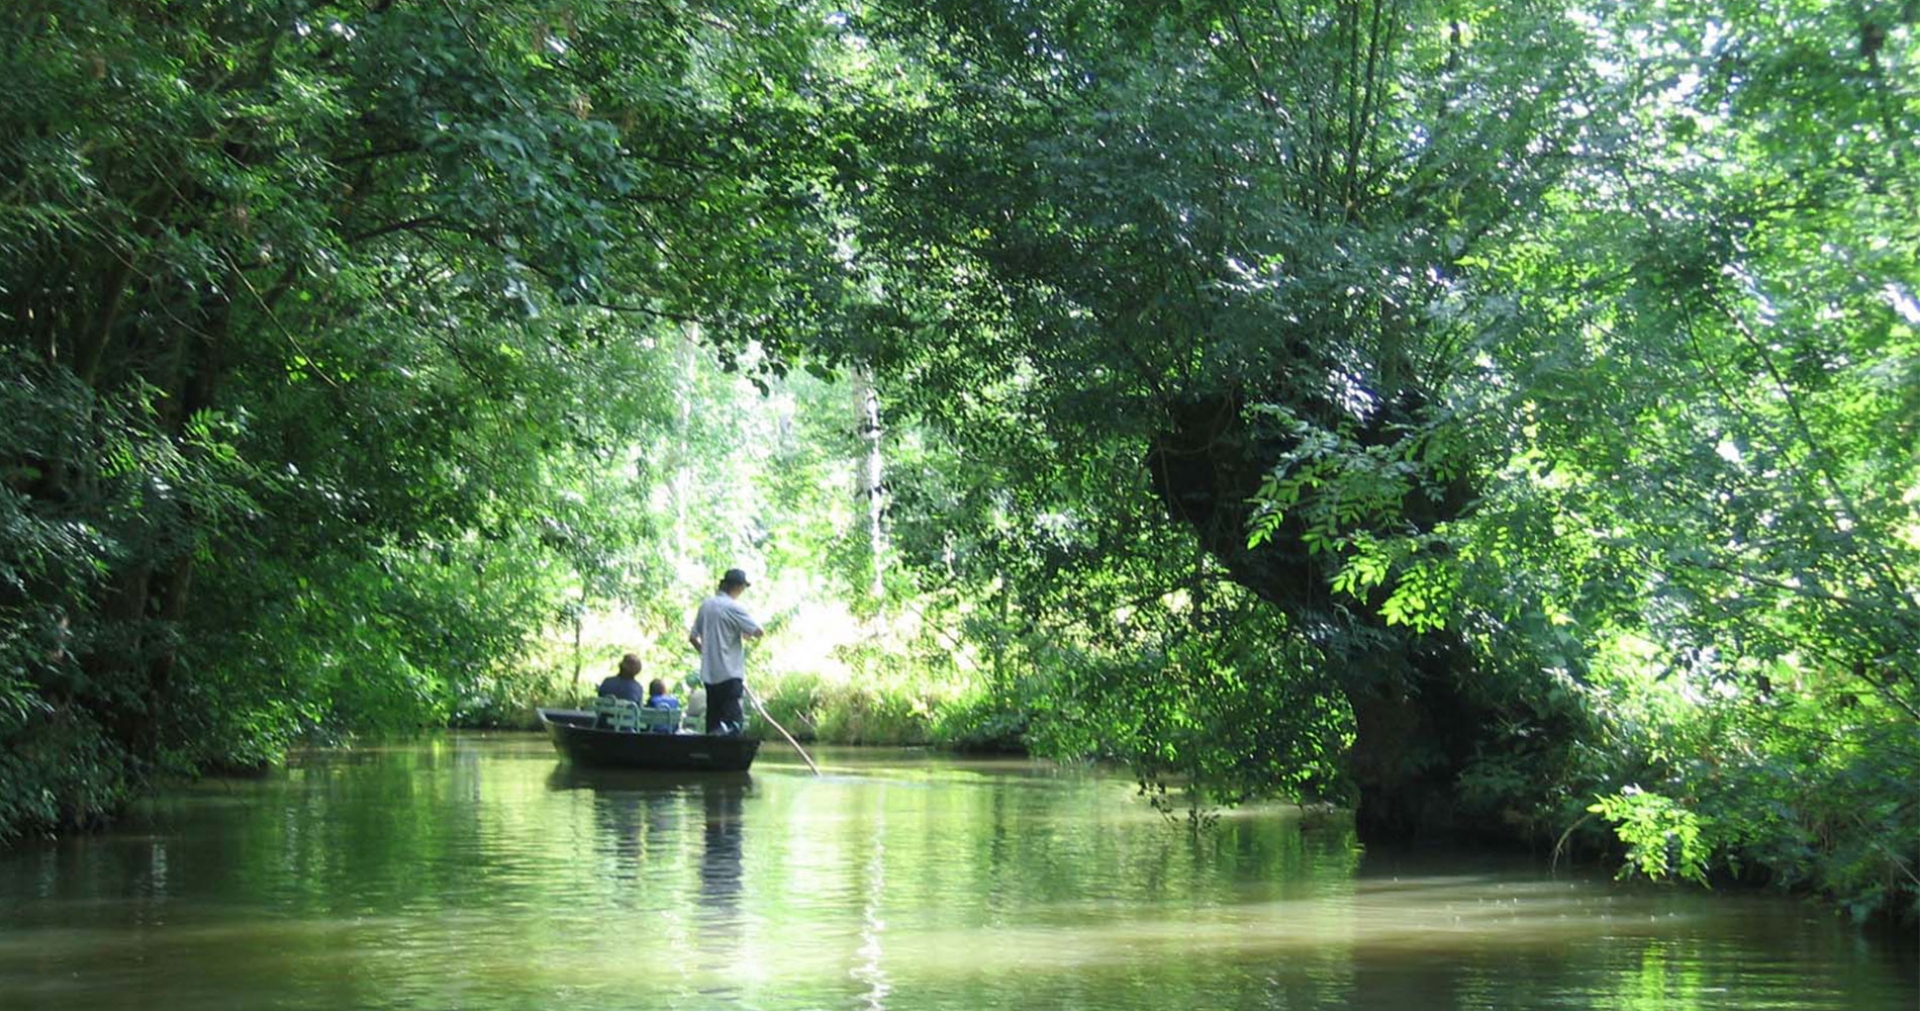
[0,735,1911,1010]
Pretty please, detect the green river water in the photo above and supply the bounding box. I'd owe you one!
[1,733,1913,1009]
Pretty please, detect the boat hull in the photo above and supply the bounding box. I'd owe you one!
[538,708,760,772]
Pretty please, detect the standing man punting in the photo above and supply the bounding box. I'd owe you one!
[687,568,764,735]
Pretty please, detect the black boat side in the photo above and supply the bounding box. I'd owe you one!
[538,708,760,772]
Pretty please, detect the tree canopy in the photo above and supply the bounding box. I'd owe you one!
[1,0,1914,921]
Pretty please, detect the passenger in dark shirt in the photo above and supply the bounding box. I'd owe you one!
[596,653,647,705]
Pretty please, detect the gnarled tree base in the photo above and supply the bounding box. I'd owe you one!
[1147,392,1508,845]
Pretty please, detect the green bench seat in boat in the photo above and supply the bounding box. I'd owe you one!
[592,696,684,734]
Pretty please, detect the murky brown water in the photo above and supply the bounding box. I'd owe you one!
[0,734,1912,1009]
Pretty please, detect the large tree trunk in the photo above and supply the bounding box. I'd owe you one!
[1341,636,1488,842]
[1147,391,1496,844]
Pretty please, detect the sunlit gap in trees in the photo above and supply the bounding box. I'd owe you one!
[539,335,958,709]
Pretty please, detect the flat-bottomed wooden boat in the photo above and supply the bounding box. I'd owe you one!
[538,708,760,772]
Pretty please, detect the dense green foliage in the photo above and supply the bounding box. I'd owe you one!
[1,0,1914,922]
[825,0,1602,845]
[816,0,1918,918]
[0,0,840,826]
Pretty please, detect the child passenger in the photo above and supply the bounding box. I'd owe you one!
[646,678,680,711]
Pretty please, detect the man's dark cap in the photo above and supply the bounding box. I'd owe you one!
[722,568,751,588]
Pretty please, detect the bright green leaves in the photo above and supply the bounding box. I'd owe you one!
[1376,557,1459,633]
[1369,0,1920,915]
[1588,787,1713,886]
[1247,405,1466,631]
[1330,535,1393,597]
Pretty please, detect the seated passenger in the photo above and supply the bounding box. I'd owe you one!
[595,653,647,705]
[682,674,707,721]
[646,678,681,711]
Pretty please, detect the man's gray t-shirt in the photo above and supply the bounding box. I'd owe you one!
[690,594,763,684]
